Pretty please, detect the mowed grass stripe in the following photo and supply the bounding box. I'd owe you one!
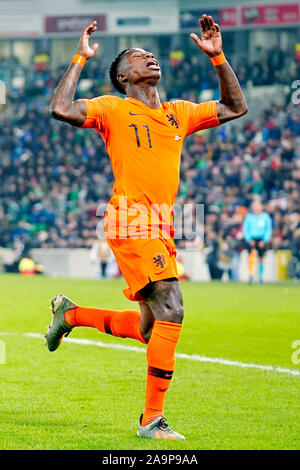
[0,331,299,377]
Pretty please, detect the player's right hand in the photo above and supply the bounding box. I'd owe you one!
[76,21,99,60]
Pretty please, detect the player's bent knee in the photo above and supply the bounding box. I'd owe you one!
[163,305,184,324]
[143,278,184,324]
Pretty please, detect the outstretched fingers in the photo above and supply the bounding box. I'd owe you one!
[213,22,220,32]
[199,17,205,32]
[189,33,202,48]
[199,14,210,31]
[86,21,97,37]
[203,14,211,31]
[77,20,99,59]
[199,14,218,33]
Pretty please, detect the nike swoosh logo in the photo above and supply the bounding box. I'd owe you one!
[129,112,143,116]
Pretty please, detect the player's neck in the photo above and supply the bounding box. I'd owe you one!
[126,84,161,109]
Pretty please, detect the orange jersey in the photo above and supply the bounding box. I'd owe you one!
[81,95,219,237]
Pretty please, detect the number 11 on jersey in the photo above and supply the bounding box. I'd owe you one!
[129,124,152,148]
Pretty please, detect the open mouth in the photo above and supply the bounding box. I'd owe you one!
[146,60,160,71]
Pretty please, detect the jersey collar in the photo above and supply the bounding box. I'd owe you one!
[125,96,164,114]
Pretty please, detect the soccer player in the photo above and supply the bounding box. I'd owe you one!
[243,200,272,283]
[46,15,247,439]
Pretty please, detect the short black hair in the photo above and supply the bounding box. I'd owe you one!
[109,49,129,95]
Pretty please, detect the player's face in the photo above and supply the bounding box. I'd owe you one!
[123,48,161,85]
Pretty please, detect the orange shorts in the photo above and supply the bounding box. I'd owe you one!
[106,236,178,301]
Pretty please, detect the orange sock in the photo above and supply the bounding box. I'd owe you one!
[249,248,256,276]
[142,320,182,426]
[65,306,147,344]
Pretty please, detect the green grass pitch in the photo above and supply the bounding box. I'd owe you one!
[0,274,299,450]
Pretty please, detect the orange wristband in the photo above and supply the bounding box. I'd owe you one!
[72,54,86,68]
[210,52,226,66]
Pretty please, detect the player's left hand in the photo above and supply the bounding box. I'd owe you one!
[258,241,265,248]
[190,14,222,58]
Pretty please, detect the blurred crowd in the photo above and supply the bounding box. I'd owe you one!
[174,99,300,278]
[166,45,299,99]
[1,49,300,279]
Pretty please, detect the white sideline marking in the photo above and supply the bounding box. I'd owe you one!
[1,331,299,377]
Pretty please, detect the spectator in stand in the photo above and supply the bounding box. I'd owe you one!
[204,229,222,280]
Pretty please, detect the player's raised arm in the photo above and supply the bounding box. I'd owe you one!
[50,21,99,127]
[190,14,248,124]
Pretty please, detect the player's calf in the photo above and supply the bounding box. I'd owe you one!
[138,279,184,429]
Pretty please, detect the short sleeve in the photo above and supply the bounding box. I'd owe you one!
[80,96,108,131]
[174,100,220,137]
